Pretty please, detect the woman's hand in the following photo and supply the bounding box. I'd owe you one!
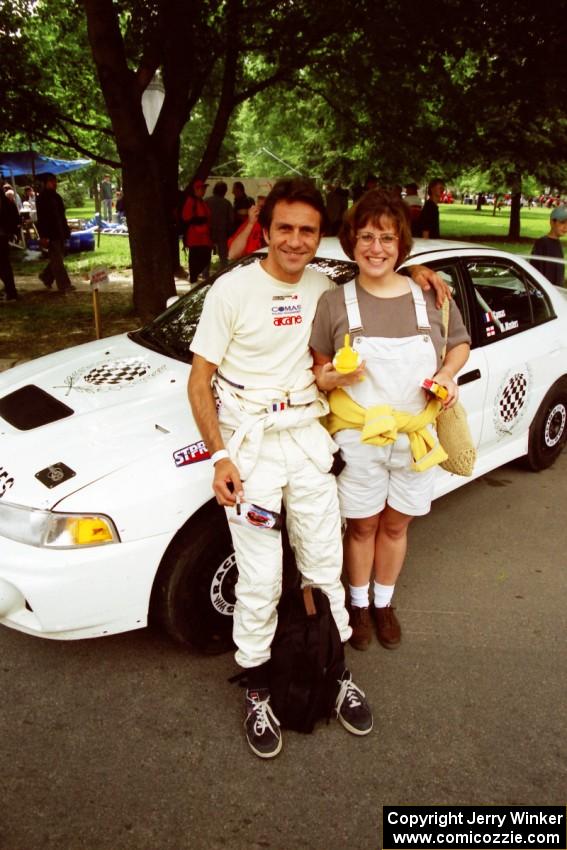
[432,368,459,408]
[315,361,366,392]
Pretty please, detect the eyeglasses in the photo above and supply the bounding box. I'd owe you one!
[356,232,399,248]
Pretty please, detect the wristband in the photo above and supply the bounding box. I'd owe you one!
[211,449,229,465]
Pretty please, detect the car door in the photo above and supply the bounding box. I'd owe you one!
[426,259,488,453]
[459,256,557,469]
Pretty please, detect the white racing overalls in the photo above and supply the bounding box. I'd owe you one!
[214,375,351,668]
[333,279,439,518]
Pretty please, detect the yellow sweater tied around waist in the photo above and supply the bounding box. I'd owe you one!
[326,387,449,473]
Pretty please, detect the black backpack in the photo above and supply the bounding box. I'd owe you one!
[269,586,345,733]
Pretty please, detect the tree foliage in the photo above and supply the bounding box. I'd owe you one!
[2,0,566,314]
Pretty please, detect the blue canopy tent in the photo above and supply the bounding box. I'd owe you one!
[0,151,91,179]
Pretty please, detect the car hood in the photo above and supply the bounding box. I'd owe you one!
[0,334,193,509]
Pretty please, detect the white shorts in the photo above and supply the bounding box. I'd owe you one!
[333,429,437,518]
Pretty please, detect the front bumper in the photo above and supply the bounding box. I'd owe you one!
[0,531,172,639]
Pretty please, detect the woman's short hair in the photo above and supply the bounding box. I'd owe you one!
[259,178,328,234]
[339,189,413,264]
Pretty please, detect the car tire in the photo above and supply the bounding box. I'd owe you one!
[525,379,567,471]
[150,500,299,654]
[150,500,237,654]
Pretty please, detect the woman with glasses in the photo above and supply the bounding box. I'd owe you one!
[309,190,470,652]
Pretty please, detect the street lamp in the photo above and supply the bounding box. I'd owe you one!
[141,70,165,135]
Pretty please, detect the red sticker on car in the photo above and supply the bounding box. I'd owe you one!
[173,441,210,467]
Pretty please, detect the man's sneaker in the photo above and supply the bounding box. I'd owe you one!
[335,670,373,736]
[39,273,53,289]
[349,606,372,651]
[373,605,401,649]
[244,689,282,759]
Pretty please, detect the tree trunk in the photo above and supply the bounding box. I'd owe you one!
[122,149,176,321]
[508,172,522,240]
[84,0,176,321]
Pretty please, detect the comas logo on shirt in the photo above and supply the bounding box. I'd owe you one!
[272,294,302,326]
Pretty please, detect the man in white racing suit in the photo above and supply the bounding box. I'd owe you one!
[188,178,445,759]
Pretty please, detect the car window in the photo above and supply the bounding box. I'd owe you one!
[465,260,554,345]
[426,262,469,334]
[131,254,357,362]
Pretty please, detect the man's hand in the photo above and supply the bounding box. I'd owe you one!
[408,264,452,308]
[213,458,244,506]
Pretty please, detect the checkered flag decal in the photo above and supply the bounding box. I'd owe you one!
[499,372,527,424]
[82,359,151,386]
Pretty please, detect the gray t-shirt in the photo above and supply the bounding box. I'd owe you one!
[309,279,470,372]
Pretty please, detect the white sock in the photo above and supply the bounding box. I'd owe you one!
[373,581,395,608]
[349,583,370,608]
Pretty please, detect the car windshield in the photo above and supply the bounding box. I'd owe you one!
[130,253,357,363]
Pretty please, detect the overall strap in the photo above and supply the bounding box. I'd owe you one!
[409,281,431,333]
[342,279,364,335]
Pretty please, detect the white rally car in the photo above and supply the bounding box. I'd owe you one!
[1,239,566,652]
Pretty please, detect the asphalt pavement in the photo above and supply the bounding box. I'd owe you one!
[1,451,566,850]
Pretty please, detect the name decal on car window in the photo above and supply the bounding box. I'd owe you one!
[173,441,210,467]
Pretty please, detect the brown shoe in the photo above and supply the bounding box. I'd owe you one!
[349,606,372,651]
[373,605,401,649]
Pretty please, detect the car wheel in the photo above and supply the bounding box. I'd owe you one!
[150,500,237,654]
[526,380,567,471]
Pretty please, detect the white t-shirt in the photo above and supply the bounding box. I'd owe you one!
[190,261,333,392]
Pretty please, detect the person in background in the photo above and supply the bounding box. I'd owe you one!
[414,178,444,238]
[325,180,350,236]
[0,185,20,301]
[232,181,254,231]
[182,178,213,283]
[310,189,470,653]
[100,175,113,222]
[22,186,37,222]
[227,196,266,260]
[403,182,422,230]
[206,181,234,268]
[36,173,75,293]
[530,206,567,287]
[3,183,22,212]
[115,190,126,223]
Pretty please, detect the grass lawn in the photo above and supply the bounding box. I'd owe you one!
[12,234,132,278]
[0,291,138,362]
[439,203,551,256]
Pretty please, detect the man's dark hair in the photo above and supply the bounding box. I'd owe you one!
[427,178,444,196]
[213,181,228,197]
[233,181,245,193]
[259,178,328,233]
[41,172,57,184]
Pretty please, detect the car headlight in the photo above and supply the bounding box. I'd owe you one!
[0,501,120,548]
